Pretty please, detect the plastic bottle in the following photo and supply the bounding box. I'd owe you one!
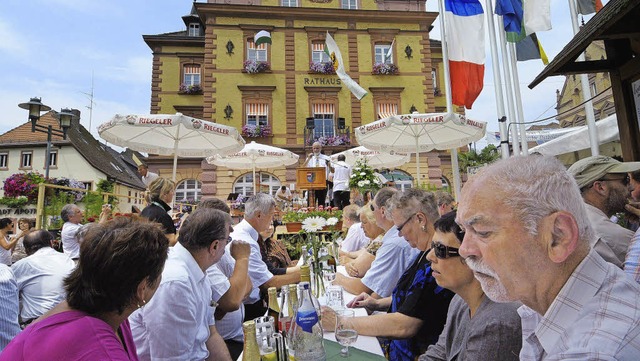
[291,282,325,361]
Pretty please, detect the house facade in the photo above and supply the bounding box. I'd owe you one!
[143,0,457,202]
[554,40,620,161]
[0,110,147,214]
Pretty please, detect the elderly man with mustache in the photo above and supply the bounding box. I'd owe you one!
[456,155,640,360]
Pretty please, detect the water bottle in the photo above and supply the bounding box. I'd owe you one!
[291,282,325,361]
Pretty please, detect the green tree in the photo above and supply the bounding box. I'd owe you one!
[458,144,501,173]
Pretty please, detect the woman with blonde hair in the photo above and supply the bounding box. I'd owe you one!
[339,202,384,278]
[141,177,178,245]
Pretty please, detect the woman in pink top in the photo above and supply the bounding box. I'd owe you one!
[1,216,169,360]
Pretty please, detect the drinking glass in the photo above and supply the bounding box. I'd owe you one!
[323,270,336,285]
[326,285,344,311]
[254,316,276,358]
[335,309,358,358]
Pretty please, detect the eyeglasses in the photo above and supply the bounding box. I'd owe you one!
[598,175,630,186]
[227,236,232,243]
[397,213,417,233]
[431,241,460,259]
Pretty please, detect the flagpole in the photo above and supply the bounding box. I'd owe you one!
[436,0,462,199]
[484,0,510,159]
[568,0,599,155]
[497,21,521,156]
[508,42,529,154]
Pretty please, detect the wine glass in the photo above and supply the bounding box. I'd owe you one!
[335,309,358,357]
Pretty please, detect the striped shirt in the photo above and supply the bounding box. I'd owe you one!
[0,264,20,351]
[624,228,640,283]
[518,250,640,360]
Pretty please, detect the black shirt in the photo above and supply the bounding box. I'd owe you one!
[141,200,176,235]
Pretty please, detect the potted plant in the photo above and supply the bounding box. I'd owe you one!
[372,62,399,75]
[243,59,270,74]
[282,207,343,232]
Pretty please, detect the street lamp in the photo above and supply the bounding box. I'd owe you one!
[18,97,74,178]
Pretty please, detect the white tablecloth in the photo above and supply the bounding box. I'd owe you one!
[320,265,383,356]
[237,266,383,359]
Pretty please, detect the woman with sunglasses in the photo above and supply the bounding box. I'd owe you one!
[419,211,522,360]
[322,189,455,361]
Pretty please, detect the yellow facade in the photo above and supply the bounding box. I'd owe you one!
[145,1,456,201]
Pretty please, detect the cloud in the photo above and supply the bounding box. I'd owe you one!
[0,19,29,58]
[101,56,153,85]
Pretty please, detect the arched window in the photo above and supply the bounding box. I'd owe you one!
[440,176,450,191]
[174,179,202,203]
[233,172,281,197]
[379,169,414,192]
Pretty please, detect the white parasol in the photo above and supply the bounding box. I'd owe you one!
[98,113,245,181]
[207,141,299,193]
[355,112,486,189]
[330,146,410,169]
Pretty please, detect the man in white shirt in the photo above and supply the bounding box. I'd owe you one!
[197,198,253,360]
[275,186,292,210]
[332,154,351,209]
[12,230,75,326]
[218,193,300,321]
[138,164,159,188]
[340,204,370,252]
[130,208,232,361]
[305,142,333,207]
[60,204,84,261]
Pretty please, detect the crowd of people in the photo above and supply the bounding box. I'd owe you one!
[1,154,640,360]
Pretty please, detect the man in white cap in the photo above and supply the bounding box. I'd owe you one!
[567,155,640,268]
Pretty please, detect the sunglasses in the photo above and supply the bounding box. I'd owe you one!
[397,213,417,233]
[598,175,630,186]
[431,241,460,259]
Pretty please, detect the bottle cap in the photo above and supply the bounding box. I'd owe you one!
[298,281,310,290]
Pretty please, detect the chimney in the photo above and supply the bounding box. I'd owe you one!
[70,109,81,126]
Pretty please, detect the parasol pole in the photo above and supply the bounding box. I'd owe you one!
[253,162,257,194]
[415,137,421,184]
[437,0,462,199]
[171,122,181,183]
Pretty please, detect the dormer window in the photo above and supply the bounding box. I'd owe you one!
[188,23,201,37]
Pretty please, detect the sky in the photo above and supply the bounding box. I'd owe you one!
[0,0,596,147]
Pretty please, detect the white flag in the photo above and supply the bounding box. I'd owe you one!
[325,32,367,100]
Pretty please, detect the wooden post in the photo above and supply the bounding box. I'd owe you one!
[36,183,46,229]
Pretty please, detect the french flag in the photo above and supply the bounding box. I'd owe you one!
[444,0,485,109]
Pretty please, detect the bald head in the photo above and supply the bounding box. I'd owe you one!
[24,229,54,255]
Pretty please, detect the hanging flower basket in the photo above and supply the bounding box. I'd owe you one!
[372,62,399,75]
[243,60,271,74]
[309,61,336,74]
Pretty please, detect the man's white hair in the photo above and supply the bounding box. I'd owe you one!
[470,155,593,243]
[244,193,276,219]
